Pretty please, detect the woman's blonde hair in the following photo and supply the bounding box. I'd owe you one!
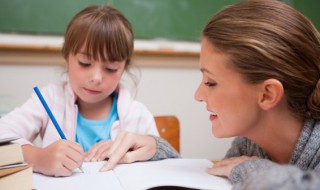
[203,0,320,120]
[62,5,133,69]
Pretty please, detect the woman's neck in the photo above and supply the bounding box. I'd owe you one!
[245,109,304,164]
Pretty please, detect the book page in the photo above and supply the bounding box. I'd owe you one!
[113,159,232,190]
[33,161,124,190]
[33,159,232,190]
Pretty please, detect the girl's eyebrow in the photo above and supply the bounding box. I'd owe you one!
[78,52,91,57]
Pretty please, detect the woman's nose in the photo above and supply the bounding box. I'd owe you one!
[194,83,205,102]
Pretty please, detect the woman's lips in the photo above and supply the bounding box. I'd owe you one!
[209,114,217,122]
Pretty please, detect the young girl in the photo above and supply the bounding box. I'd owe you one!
[0,5,159,177]
[97,0,320,189]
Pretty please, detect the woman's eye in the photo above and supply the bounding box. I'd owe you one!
[79,61,90,67]
[204,82,216,87]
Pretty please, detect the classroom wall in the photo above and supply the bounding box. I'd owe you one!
[0,63,233,160]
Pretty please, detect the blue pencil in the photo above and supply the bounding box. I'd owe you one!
[33,86,83,172]
[33,86,66,139]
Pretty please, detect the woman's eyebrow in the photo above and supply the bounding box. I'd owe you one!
[200,68,213,75]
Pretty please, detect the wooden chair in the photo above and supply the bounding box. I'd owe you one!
[154,115,180,153]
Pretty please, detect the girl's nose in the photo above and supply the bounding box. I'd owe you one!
[89,68,103,84]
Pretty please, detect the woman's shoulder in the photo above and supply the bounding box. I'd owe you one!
[232,136,251,145]
[231,136,258,151]
[227,136,267,158]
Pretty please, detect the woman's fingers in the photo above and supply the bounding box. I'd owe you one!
[208,156,259,177]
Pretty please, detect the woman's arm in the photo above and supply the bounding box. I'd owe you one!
[149,135,180,161]
[231,159,320,190]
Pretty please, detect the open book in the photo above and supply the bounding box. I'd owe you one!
[33,158,232,190]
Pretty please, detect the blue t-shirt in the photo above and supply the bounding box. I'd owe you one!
[75,94,119,152]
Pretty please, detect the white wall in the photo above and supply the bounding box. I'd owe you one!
[0,64,233,160]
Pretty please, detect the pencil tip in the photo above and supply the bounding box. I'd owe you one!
[79,165,84,173]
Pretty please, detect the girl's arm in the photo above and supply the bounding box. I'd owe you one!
[99,131,180,172]
[0,96,46,145]
[0,85,56,145]
[22,140,84,177]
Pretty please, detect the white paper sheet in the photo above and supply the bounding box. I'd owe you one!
[33,162,123,190]
[114,159,232,190]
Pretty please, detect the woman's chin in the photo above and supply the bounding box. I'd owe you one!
[211,126,229,138]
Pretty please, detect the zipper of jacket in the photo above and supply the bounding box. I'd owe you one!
[72,104,78,141]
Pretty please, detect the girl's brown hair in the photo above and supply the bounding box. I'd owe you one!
[62,5,133,69]
[203,0,320,120]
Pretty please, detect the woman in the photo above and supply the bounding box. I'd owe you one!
[97,0,320,189]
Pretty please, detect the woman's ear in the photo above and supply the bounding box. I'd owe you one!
[258,79,284,110]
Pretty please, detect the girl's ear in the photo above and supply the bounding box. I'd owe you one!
[64,57,69,71]
[258,79,284,110]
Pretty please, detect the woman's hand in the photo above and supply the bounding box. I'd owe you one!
[208,156,258,177]
[99,131,157,172]
[22,140,84,177]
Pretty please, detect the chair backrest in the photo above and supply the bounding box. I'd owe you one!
[154,115,180,153]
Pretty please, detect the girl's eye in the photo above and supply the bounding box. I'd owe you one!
[204,81,216,87]
[79,61,91,67]
[105,68,117,73]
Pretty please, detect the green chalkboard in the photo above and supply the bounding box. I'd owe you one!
[114,0,240,41]
[291,0,320,32]
[0,0,318,41]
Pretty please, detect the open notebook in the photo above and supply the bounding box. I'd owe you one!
[33,158,232,190]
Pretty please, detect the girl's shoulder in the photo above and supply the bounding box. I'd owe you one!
[40,82,67,92]
[37,81,74,101]
[116,84,153,118]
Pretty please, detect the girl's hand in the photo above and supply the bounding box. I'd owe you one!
[23,140,84,177]
[85,140,114,162]
[207,156,259,177]
[99,131,157,172]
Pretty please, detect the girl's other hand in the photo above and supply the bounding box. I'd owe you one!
[99,131,157,172]
[207,156,259,178]
[23,140,84,177]
[85,140,114,162]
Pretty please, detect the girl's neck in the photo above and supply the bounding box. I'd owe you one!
[245,110,304,164]
[77,96,113,120]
